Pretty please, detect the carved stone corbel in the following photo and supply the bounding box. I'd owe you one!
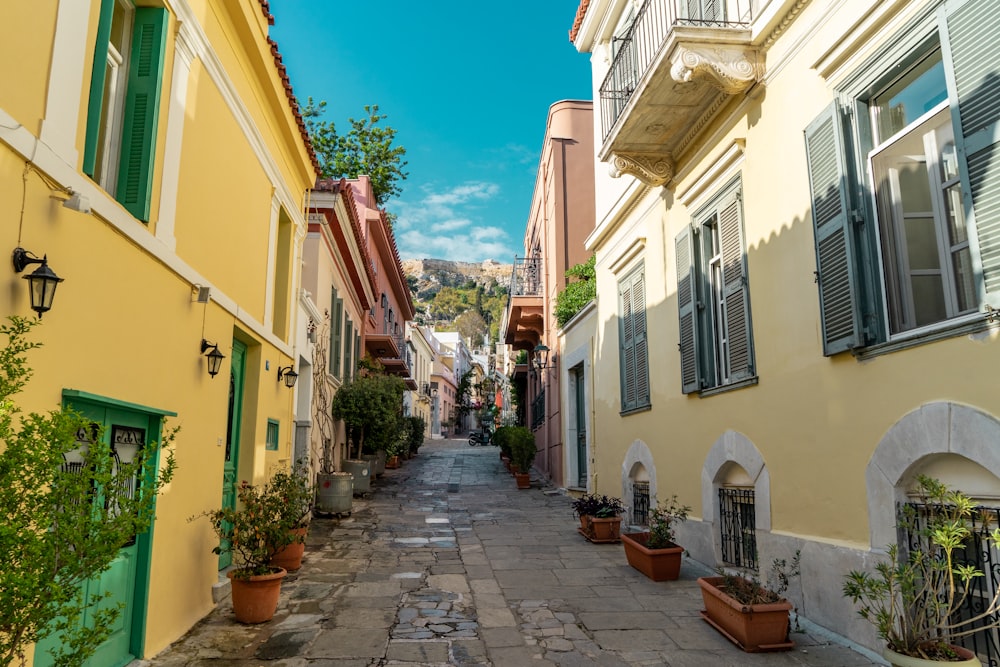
[669,44,759,94]
[609,152,674,187]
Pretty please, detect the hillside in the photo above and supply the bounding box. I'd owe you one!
[402,258,512,345]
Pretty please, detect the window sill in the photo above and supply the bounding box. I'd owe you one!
[697,376,759,398]
[854,315,998,360]
[619,403,652,417]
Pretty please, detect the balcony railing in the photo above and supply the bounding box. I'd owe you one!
[509,256,543,297]
[599,0,753,141]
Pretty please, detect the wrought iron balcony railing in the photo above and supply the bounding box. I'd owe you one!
[509,256,543,298]
[531,388,546,430]
[599,0,753,141]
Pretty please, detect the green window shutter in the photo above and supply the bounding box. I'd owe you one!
[354,333,361,377]
[344,318,353,381]
[676,225,700,394]
[619,274,636,411]
[718,190,755,382]
[804,103,863,355]
[83,0,116,177]
[115,7,167,221]
[630,271,649,407]
[330,292,342,378]
[941,0,1000,307]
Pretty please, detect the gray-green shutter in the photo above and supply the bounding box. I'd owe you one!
[718,191,754,381]
[631,271,649,407]
[619,275,636,411]
[941,0,1000,307]
[804,103,863,355]
[115,7,167,221]
[354,333,361,378]
[83,0,116,177]
[330,290,342,377]
[344,318,353,381]
[676,226,700,393]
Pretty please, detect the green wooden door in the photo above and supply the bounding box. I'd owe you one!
[220,339,246,569]
[573,366,587,488]
[33,405,150,667]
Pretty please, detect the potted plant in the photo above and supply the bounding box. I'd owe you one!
[267,461,314,572]
[843,475,1000,666]
[197,481,292,623]
[508,426,535,489]
[622,495,690,579]
[698,551,800,653]
[573,495,625,543]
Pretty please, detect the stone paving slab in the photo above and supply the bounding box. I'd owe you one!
[146,439,884,666]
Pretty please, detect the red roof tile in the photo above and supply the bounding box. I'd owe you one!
[568,0,591,42]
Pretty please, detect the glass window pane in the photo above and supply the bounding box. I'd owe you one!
[952,247,976,313]
[911,275,947,326]
[904,217,942,271]
[945,182,967,245]
[872,52,947,142]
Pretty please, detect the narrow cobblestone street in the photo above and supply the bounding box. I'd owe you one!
[147,439,882,666]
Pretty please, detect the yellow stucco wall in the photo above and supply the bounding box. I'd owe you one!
[589,0,1000,550]
[0,1,315,662]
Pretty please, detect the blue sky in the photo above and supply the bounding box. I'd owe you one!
[269,2,593,263]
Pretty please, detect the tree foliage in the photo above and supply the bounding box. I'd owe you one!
[329,365,406,459]
[0,317,176,667]
[555,255,596,328]
[455,311,487,347]
[302,98,408,206]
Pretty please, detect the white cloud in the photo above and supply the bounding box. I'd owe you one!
[391,181,518,262]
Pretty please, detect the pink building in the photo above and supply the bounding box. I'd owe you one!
[503,100,595,486]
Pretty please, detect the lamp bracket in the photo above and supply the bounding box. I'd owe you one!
[12,247,45,273]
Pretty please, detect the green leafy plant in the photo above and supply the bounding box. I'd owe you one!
[493,425,513,461]
[196,480,293,579]
[843,475,1000,660]
[406,415,426,456]
[268,460,314,532]
[330,370,406,458]
[0,317,176,667]
[645,495,692,549]
[508,426,536,472]
[555,255,596,327]
[302,99,408,206]
[571,494,624,519]
[718,551,801,605]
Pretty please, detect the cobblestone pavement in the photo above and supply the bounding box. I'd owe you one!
[147,439,883,666]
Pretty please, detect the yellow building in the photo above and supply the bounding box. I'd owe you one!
[407,322,436,439]
[1,1,316,663]
[572,0,1000,655]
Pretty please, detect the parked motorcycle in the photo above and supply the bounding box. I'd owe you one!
[468,430,491,446]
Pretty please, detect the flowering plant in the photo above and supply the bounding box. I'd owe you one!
[196,481,293,578]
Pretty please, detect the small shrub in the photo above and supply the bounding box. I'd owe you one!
[645,495,691,549]
[717,551,801,605]
[508,426,536,472]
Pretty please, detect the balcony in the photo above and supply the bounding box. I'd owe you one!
[502,257,544,349]
[599,0,758,186]
[365,331,409,376]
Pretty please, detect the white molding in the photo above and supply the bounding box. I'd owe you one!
[263,196,280,332]
[0,107,292,358]
[608,236,647,276]
[40,0,89,165]
[155,20,196,251]
[677,141,746,208]
[585,180,650,252]
[701,430,771,531]
[169,0,307,233]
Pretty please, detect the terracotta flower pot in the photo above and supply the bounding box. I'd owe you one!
[515,472,531,489]
[584,516,622,543]
[578,514,590,531]
[621,532,682,580]
[228,567,286,623]
[697,576,793,652]
[884,645,980,667]
[270,526,308,572]
[386,455,400,469]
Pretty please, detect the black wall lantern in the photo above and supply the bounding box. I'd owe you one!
[532,343,551,372]
[12,247,63,318]
[277,365,298,388]
[200,339,225,378]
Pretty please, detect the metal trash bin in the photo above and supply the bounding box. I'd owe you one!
[342,459,371,494]
[315,472,353,515]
